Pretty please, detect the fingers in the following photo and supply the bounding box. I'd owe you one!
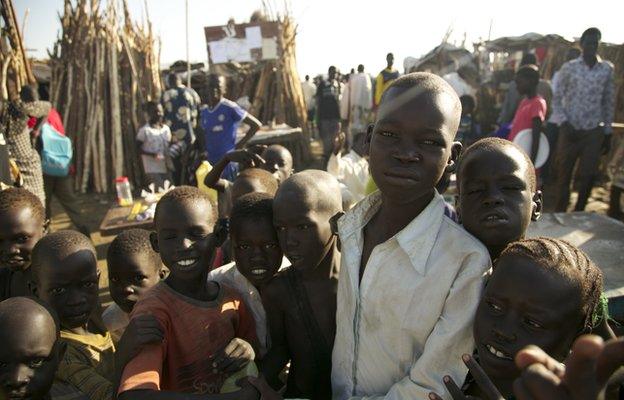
[515,363,563,400]
[249,153,265,167]
[212,339,253,373]
[443,375,467,400]
[462,354,504,400]
[515,346,565,379]
[596,337,624,388]
[562,334,603,393]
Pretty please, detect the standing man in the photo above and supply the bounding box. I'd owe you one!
[374,53,399,108]
[552,27,615,212]
[161,73,201,184]
[301,75,317,134]
[316,66,342,166]
[341,64,372,150]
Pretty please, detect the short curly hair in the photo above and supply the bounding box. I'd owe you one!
[230,192,274,236]
[154,186,217,225]
[0,187,45,223]
[499,237,603,331]
[31,230,95,283]
[234,168,279,197]
[457,137,537,192]
[106,228,161,273]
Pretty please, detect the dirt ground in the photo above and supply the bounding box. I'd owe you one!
[48,139,617,307]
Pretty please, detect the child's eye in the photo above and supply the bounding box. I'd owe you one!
[28,358,45,369]
[422,139,440,146]
[237,244,250,250]
[264,243,279,249]
[378,131,396,138]
[486,300,503,312]
[110,277,119,283]
[297,224,310,230]
[15,235,30,244]
[524,317,543,329]
[49,287,66,295]
[83,281,96,289]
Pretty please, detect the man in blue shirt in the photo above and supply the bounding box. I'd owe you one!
[198,74,261,181]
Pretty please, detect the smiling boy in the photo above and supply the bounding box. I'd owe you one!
[332,73,491,399]
[118,186,260,399]
[208,192,288,358]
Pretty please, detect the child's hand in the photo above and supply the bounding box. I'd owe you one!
[211,338,255,374]
[333,131,346,155]
[429,354,504,400]
[513,335,624,400]
[226,149,265,168]
[116,314,164,368]
[246,376,283,400]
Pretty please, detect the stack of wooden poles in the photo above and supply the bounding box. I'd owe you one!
[0,0,36,101]
[49,0,161,193]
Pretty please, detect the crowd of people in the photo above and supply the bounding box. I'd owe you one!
[0,25,622,400]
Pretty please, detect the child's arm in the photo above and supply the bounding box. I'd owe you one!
[259,283,291,390]
[235,114,261,150]
[203,149,265,192]
[349,253,490,400]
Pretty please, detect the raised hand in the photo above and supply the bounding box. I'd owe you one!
[226,149,265,168]
[211,338,255,374]
[429,354,504,400]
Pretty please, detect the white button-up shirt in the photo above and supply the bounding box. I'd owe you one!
[332,191,491,400]
[208,258,290,357]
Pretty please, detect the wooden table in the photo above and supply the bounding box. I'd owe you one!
[239,125,311,170]
[98,201,154,237]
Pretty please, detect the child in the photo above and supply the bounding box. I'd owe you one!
[208,192,288,357]
[456,95,482,148]
[29,230,116,400]
[261,144,294,184]
[137,101,172,189]
[429,237,604,399]
[118,186,260,399]
[261,170,342,399]
[0,187,48,300]
[198,74,261,182]
[332,72,491,399]
[104,228,165,342]
[507,64,547,166]
[0,296,64,400]
[456,137,542,260]
[204,149,279,219]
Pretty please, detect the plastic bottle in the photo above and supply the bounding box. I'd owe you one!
[114,176,133,206]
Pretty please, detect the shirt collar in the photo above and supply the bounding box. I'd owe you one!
[338,191,445,275]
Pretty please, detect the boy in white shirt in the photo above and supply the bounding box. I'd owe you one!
[208,192,288,357]
[327,132,369,205]
[332,72,491,399]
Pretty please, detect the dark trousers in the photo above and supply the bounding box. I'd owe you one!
[43,174,89,234]
[318,118,340,165]
[554,126,605,212]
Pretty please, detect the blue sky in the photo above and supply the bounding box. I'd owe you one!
[15,0,624,77]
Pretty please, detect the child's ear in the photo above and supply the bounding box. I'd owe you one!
[444,141,462,174]
[43,219,51,234]
[149,231,160,253]
[531,190,543,221]
[158,267,168,280]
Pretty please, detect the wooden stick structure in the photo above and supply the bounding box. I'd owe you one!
[49,0,161,193]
